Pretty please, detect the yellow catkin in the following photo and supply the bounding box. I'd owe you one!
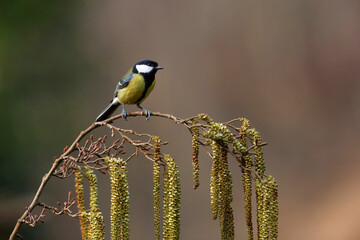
[74,167,88,240]
[204,122,247,155]
[163,171,170,239]
[238,118,250,135]
[108,157,129,240]
[218,143,234,240]
[210,140,221,220]
[191,119,200,189]
[239,118,254,240]
[256,178,275,240]
[152,137,161,240]
[247,128,265,176]
[84,167,105,240]
[119,161,130,240]
[109,157,121,240]
[163,155,181,240]
[221,171,234,240]
[203,118,278,240]
[209,138,234,239]
[255,179,264,240]
[268,176,279,240]
[197,113,214,125]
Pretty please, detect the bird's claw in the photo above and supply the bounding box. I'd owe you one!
[137,104,151,120]
[145,110,151,120]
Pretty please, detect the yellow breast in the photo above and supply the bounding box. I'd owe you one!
[117,74,145,104]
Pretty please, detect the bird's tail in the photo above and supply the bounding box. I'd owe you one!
[95,98,121,122]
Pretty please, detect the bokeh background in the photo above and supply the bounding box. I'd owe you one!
[1,0,360,239]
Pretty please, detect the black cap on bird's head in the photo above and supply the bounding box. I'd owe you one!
[133,59,164,74]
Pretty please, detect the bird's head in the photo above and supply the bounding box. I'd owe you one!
[133,59,164,74]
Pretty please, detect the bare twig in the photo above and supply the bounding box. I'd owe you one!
[9,122,101,239]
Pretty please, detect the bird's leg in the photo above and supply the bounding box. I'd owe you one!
[121,104,127,120]
[137,104,151,120]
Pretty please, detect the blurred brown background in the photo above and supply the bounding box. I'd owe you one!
[1,0,360,239]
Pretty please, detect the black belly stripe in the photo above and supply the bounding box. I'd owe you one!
[136,73,155,103]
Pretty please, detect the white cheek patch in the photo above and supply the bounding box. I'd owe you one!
[136,64,153,73]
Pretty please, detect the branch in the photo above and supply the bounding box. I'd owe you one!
[9,121,101,239]
[9,111,183,240]
[9,111,264,239]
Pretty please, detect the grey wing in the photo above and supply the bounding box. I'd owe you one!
[114,72,133,97]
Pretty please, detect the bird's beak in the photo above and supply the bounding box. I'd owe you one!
[156,65,164,70]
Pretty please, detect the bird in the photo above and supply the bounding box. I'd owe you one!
[95,59,163,122]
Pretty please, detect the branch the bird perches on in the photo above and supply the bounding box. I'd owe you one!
[10,111,278,240]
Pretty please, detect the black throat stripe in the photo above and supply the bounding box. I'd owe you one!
[136,73,155,103]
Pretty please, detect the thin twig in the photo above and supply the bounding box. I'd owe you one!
[9,122,101,240]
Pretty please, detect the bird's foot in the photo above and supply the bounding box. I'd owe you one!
[144,110,151,120]
[137,104,151,120]
[121,108,127,120]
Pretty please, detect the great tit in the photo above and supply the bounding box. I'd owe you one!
[96,59,163,122]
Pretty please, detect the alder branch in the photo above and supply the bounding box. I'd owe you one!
[9,111,265,240]
[9,111,182,239]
